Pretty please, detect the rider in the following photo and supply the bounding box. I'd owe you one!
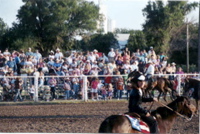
[128,74,158,133]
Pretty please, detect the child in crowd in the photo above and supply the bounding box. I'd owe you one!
[29,85,35,100]
[107,83,113,100]
[101,85,107,100]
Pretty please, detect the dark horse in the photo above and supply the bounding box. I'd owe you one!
[183,77,200,114]
[99,96,195,133]
[127,70,176,101]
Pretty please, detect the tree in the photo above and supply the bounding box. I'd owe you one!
[80,32,118,54]
[142,1,198,55]
[10,0,99,55]
[0,18,9,50]
[126,30,147,52]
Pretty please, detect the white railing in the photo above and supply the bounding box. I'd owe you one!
[0,73,199,102]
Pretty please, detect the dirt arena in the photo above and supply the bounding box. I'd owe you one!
[0,100,199,133]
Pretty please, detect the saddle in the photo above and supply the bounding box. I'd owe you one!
[123,112,150,133]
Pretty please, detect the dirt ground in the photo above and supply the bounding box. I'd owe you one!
[0,100,199,133]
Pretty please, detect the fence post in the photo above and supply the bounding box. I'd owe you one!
[83,76,88,101]
[34,72,39,102]
[177,74,181,95]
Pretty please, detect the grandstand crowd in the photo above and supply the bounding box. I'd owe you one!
[0,46,187,101]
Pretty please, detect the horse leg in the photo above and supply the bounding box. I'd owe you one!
[157,91,162,101]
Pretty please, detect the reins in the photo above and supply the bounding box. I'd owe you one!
[155,101,192,121]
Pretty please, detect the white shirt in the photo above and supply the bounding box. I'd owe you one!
[108,51,116,58]
[55,52,63,59]
[145,64,155,75]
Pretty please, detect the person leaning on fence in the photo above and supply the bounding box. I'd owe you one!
[63,78,71,100]
[14,77,23,102]
[90,77,99,101]
[48,76,57,100]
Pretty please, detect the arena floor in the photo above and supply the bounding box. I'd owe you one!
[0,99,199,133]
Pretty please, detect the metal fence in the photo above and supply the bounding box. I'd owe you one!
[0,73,199,102]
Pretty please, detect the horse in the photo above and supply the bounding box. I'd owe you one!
[183,77,200,114]
[98,96,196,133]
[127,70,176,101]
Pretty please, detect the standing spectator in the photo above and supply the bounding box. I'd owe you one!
[63,78,72,100]
[130,61,138,72]
[116,77,124,100]
[54,48,63,60]
[101,85,107,100]
[34,50,42,63]
[91,77,99,101]
[71,73,80,100]
[0,54,6,67]
[14,77,23,102]
[87,51,96,63]
[26,47,34,57]
[107,48,116,63]
[122,47,130,56]
[147,46,156,60]
[107,83,113,100]
[48,76,57,100]
[14,52,21,74]
[145,61,155,80]
[29,85,35,100]
[93,49,99,61]
[83,60,91,75]
[115,55,123,66]
[48,50,55,60]
[6,57,17,72]
[3,48,11,61]
[122,52,130,63]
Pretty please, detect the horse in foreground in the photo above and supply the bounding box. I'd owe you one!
[183,77,200,114]
[98,96,195,133]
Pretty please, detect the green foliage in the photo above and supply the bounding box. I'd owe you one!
[80,32,118,54]
[0,18,9,50]
[126,30,146,52]
[142,1,198,54]
[7,0,99,55]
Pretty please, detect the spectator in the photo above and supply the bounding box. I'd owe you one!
[48,76,57,100]
[107,83,113,100]
[130,61,138,72]
[34,50,42,63]
[145,61,155,80]
[48,50,55,60]
[14,77,23,102]
[26,47,34,57]
[71,72,80,100]
[90,77,99,101]
[101,85,107,100]
[107,48,116,63]
[116,76,124,100]
[0,54,6,67]
[54,48,64,60]
[63,78,72,100]
[6,57,17,72]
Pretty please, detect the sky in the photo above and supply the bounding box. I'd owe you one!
[0,0,199,30]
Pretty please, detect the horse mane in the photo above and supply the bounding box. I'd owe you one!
[151,96,188,119]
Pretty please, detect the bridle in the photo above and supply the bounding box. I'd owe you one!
[155,101,193,121]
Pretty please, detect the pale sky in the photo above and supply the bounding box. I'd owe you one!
[0,0,199,30]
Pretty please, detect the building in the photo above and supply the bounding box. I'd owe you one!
[116,34,130,50]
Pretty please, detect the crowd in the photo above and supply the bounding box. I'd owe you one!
[0,46,185,102]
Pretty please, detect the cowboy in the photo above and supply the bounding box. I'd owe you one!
[128,74,158,133]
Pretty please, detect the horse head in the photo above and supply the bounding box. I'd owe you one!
[172,96,195,119]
